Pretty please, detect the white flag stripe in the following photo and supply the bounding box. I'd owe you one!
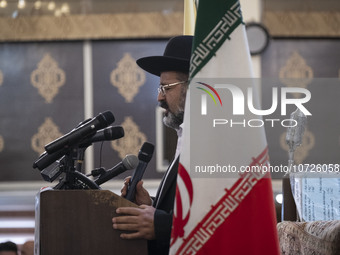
[196,26,253,78]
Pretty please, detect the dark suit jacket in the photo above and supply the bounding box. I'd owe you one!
[148,157,179,255]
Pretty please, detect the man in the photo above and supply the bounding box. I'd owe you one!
[112,35,193,254]
[20,241,34,255]
[0,241,18,255]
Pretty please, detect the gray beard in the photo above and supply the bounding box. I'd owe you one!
[163,111,184,130]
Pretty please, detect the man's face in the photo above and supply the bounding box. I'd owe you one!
[158,71,188,130]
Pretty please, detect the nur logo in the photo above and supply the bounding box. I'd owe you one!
[196,82,223,115]
[196,82,312,116]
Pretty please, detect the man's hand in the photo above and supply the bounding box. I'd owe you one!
[121,177,152,206]
[112,205,156,240]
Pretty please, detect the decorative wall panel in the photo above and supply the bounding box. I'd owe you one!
[0,42,84,181]
[110,53,146,103]
[263,11,340,37]
[261,39,340,178]
[31,54,66,103]
[1,11,339,42]
[0,12,183,42]
[1,38,340,183]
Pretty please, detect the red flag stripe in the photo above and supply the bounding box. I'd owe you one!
[175,148,277,254]
[178,163,194,204]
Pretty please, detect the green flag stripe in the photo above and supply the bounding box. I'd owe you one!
[190,0,243,78]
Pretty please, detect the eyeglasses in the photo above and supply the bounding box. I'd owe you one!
[157,81,188,96]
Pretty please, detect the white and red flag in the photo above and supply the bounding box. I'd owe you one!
[170,0,280,254]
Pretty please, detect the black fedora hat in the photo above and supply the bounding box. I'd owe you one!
[137,35,193,77]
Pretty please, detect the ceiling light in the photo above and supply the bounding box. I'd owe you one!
[0,0,7,8]
[60,3,69,14]
[275,193,283,204]
[47,1,55,11]
[34,0,42,9]
[18,0,25,9]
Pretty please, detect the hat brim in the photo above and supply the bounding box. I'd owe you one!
[137,56,190,77]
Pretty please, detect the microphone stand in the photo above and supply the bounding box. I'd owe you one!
[53,146,100,190]
[76,147,86,173]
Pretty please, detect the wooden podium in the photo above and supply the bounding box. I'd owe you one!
[35,190,147,255]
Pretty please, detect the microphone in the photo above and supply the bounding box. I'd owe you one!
[33,126,124,171]
[45,111,115,154]
[285,108,307,169]
[33,149,69,171]
[95,154,139,186]
[125,142,154,202]
[78,126,124,148]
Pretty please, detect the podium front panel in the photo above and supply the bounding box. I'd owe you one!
[37,190,147,255]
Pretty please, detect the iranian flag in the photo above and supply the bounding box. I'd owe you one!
[170,0,280,254]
